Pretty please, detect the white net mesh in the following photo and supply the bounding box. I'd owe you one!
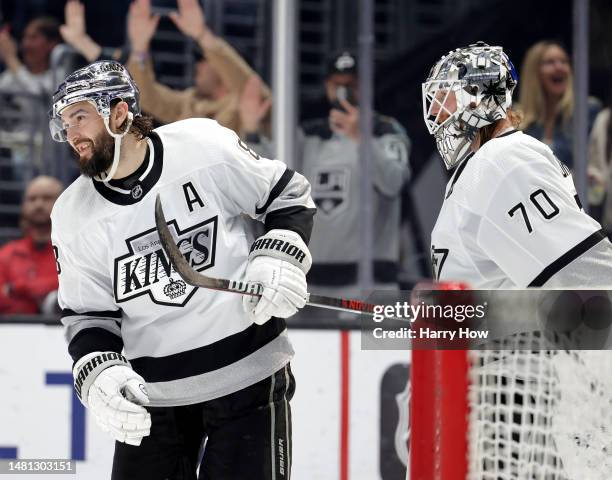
[467,334,612,479]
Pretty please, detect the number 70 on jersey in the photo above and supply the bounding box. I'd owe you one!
[507,187,579,233]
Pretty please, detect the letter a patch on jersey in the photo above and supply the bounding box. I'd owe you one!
[113,216,218,307]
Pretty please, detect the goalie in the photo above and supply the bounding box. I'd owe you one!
[423,42,612,288]
[50,60,315,479]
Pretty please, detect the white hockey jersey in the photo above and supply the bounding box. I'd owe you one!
[431,130,612,288]
[51,118,316,407]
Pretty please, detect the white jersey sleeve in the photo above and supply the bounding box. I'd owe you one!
[207,125,316,241]
[476,148,602,286]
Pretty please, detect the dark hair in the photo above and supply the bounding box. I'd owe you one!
[28,16,61,44]
[111,99,154,139]
[129,115,155,139]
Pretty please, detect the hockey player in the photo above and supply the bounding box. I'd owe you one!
[423,42,612,288]
[49,60,315,479]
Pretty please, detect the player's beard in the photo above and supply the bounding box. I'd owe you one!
[71,129,115,178]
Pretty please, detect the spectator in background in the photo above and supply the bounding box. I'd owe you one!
[588,91,612,235]
[0,175,63,315]
[518,40,601,169]
[128,0,270,135]
[60,0,127,66]
[242,51,411,297]
[0,16,62,95]
[0,17,64,185]
[61,0,270,135]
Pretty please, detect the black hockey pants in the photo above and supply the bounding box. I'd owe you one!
[111,364,295,480]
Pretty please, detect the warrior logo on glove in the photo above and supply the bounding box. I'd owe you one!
[73,351,151,446]
[74,351,129,401]
[243,229,312,325]
[249,236,308,266]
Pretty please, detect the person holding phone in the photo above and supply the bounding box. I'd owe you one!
[242,50,411,297]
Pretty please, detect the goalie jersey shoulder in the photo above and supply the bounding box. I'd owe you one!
[432,130,602,287]
[443,130,572,213]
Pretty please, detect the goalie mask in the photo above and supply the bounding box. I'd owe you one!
[422,42,518,169]
[49,60,141,182]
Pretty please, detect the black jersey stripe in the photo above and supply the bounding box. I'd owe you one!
[256,169,295,215]
[496,129,519,138]
[130,318,286,382]
[61,309,122,319]
[528,229,607,287]
[68,327,124,362]
[265,205,316,243]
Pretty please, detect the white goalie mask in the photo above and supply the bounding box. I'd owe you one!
[49,61,141,182]
[422,42,518,169]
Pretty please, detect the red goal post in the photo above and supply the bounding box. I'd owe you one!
[408,282,612,480]
[409,281,471,480]
[410,349,469,480]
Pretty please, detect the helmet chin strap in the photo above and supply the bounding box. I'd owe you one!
[94,112,134,183]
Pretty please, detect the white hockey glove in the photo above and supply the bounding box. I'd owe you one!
[73,351,152,446]
[243,229,311,325]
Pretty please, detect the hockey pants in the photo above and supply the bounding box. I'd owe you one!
[111,364,295,480]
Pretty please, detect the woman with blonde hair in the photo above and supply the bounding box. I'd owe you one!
[518,40,601,169]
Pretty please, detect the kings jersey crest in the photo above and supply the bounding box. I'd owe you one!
[312,167,350,217]
[113,216,218,306]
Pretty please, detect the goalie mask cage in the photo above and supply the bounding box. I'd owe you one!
[409,345,612,480]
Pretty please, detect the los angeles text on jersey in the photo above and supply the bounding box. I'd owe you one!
[113,216,218,307]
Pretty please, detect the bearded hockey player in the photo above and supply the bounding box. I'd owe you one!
[49,60,315,479]
[423,42,612,288]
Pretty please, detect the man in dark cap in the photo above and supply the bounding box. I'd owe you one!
[324,50,360,135]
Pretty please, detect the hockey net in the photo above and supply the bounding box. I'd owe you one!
[409,293,612,480]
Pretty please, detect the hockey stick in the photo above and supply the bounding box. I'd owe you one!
[154,195,375,315]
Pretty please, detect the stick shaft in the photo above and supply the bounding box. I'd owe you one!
[155,195,374,315]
